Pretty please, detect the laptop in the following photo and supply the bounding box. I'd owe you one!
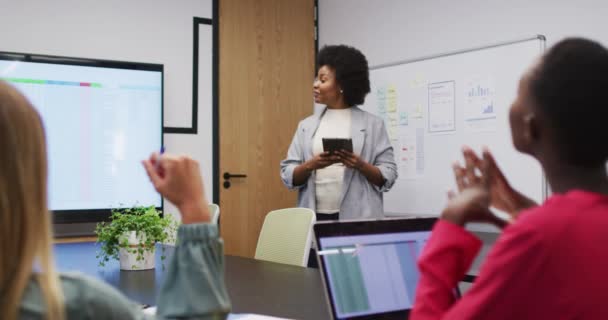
[313,217,438,320]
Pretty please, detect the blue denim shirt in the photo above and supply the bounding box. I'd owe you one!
[280,106,398,220]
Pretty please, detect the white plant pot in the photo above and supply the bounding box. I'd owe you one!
[118,231,155,270]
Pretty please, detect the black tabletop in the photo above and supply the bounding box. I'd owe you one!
[54,242,330,319]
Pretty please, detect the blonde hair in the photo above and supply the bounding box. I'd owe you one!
[0,81,64,320]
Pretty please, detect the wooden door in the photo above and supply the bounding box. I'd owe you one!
[219,0,316,257]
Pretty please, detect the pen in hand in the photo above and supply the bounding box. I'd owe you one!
[154,147,165,177]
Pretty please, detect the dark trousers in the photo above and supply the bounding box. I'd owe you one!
[307,212,339,268]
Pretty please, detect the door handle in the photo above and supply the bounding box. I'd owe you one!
[223,172,247,180]
[223,172,247,189]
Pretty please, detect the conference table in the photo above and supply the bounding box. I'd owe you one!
[54,237,491,319]
[54,242,331,319]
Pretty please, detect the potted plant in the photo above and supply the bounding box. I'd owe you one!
[95,205,178,270]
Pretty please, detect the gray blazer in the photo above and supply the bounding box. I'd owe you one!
[280,106,398,220]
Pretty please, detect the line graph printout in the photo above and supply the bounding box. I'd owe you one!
[428,81,455,133]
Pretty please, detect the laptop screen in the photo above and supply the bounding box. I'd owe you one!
[314,218,436,320]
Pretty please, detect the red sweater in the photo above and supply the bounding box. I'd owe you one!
[411,190,608,320]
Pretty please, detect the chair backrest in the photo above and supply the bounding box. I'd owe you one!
[208,203,220,224]
[254,207,316,267]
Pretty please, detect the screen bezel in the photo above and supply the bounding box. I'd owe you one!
[0,51,164,224]
[313,217,438,320]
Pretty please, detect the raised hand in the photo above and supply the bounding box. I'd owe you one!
[142,153,210,224]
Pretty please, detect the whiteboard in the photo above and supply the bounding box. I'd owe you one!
[360,37,546,218]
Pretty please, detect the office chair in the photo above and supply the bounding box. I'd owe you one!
[208,203,220,224]
[254,208,316,267]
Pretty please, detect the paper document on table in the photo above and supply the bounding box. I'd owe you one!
[228,314,292,320]
[142,307,290,320]
[142,307,157,315]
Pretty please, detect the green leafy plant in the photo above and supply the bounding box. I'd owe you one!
[95,205,178,268]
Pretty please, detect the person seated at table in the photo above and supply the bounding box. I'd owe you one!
[411,37,608,319]
[0,80,230,319]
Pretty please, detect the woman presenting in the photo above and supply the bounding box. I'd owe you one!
[280,45,398,222]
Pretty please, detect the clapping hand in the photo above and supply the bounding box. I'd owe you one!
[441,147,504,227]
[455,147,537,219]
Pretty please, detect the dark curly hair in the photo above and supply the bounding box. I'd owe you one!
[317,45,371,106]
[529,38,608,166]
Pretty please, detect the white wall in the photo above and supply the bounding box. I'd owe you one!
[0,0,214,220]
[319,0,608,67]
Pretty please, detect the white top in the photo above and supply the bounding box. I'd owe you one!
[312,108,352,213]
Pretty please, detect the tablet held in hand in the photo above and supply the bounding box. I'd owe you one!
[322,138,353,154]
